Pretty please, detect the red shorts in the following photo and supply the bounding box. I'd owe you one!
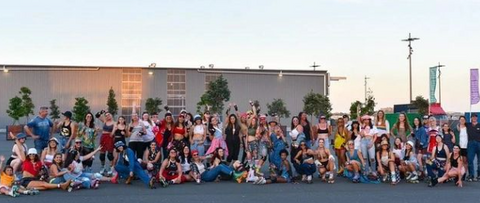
[100,133,114,152]
[162,170,186,183]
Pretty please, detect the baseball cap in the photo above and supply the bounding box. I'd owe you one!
[62,111,73,119]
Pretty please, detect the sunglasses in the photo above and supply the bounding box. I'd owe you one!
[193,154,198,156]
[348,143,354,145]
[75,142,82,144]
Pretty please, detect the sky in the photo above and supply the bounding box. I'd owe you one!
[1,0,479,113]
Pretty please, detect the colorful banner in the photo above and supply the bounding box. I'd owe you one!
[471,69,479,105]
[429,67,437,104]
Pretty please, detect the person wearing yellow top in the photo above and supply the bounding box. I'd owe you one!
[0,155,38,197]
[334,118,348,175]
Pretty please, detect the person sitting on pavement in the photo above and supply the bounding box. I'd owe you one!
[113,141,155,188]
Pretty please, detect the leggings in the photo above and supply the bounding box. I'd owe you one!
[129,141,145,159]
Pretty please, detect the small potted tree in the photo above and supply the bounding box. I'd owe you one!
[145,97,163,114]
[6,96,25,140]
[72,97,91,123]
[106,87,119,117]
[267,98,290,133]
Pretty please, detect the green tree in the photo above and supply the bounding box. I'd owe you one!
[19,87,35,122]
[196,75,231,114]
[107,87,119,116]
[412,95,429,116]
[267,98,290,122]
[145,97,163,114]
[72,97,91,123]
[303,91,332,119]
[349,101,363,119]
[349,96,376,118]
[363,95,376,115]
[49,99,61,122]
[6,96,25,125]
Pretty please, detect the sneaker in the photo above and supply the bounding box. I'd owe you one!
[111,173,119,184]
[196,179,201,184]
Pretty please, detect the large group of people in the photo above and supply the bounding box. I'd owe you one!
[1,102,480,198]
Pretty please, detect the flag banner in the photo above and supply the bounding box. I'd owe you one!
[471,68,479,105]
[429,67,437,104]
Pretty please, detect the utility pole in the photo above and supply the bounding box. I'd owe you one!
[402,33,420,102]
[364,76,370,103]
[310,62,320,71]
[436,62,446,104]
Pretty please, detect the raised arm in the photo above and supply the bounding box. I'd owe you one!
[82,146,102,161]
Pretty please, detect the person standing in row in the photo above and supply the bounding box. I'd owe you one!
[456,116,468,180]
[77,112,98,170]
[225,114,241,163]
[391,113,412,143]
[97,111,115,176]
[190,115,207,156]
[56,111,76,154]
[128,113,147,159]
[299,112,313,148]
[25,107,54,155]
[466,114,480,181]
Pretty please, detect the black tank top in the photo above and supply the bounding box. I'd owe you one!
[317,125,329,134]
[436,144,447,159]
[114,128,126,139]
[303,122,311,140]
[450,155,459,168]
[148,148,159,162]
[60,121,72,137]
[166,160,178,171]
[162,128,172,148]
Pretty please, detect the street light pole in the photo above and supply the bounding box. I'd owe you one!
[402,33,420,102]
[436,62,446,104]
[364,76,370,103]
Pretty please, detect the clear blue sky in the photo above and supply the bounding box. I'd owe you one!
[1,0,479,113]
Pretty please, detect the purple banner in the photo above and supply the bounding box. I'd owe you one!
[471,69,479,105]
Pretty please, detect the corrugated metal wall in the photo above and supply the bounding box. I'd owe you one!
[1,68,325,128]
[0,69,122,127]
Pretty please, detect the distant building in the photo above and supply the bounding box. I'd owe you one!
[1,64,329,127]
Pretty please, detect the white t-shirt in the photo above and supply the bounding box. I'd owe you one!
[459,127,468,149]
[142,120,155,142]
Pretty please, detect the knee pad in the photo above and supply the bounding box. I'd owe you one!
[107,153,114,161]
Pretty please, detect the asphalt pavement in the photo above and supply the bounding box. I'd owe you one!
[1,135,479,203]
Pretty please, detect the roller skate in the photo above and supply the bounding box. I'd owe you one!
[149,177,156,189]
[159,178,169,188]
